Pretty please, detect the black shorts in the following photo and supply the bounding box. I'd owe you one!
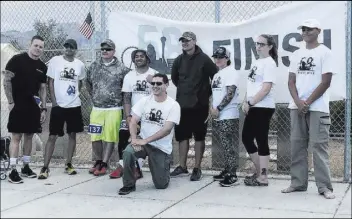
[175,107,209,142]
[49,106,84,137]
[8,102,41,134]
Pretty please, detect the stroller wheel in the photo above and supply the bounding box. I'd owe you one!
[0,173,6,180]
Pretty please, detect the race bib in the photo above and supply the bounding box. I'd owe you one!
[120,120,128,130]
[34,96,42,107]
[88,124,103,134]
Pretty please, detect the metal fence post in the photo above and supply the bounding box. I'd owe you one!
[215,1,220,23]
[344,0,352,183]
[90,1,96,62]
[101,1,107,40]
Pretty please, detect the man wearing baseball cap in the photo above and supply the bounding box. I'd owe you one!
[282,19,336,199]
[109,48,157,179]
[38,38,86,179]
[86,39,130,176]
[171,31,218,181]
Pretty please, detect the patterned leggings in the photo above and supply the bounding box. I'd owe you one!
[212,119,239,175]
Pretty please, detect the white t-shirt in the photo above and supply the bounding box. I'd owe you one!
[246,56,277,108]
[132,95,181,155]
[288,45,334,114]
[47,56,86,108]
[122,68,158,106]
[211,66,240,120]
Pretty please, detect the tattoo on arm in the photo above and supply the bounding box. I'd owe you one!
[2,70,15,103]
[123,92,132,105]
[217,85,237,111]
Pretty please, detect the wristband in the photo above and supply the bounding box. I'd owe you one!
[248,101,254,107]
[216,106,222,111]
[41,108,47,112]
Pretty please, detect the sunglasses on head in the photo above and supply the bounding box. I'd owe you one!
[150,82,163,86]
[101,48,113,52]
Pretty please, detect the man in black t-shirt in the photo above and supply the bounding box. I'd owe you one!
[2,35,48,184]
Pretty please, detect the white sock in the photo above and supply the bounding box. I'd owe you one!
[22,156,30,164]
[118,159,124,167]
[10,158,17,168]
[138,158,144,168]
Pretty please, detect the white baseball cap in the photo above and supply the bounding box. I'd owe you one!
[297,19,322,30]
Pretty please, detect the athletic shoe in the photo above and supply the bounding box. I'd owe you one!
[8,169,23,184]
[65,163,77,175]
[89,160,101,174]
[170,166,189,178]
[219,174,240,187]
[21,164,37,178]
[190,168,202,181]
[213,169,228,181]
[109,166,123,179]
[38,167,49,180]
[118,185,136,195]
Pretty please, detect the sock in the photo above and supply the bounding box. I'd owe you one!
[10,158,17,169]
[22,156,31,165]
[118,159,124,168]
[137,158,144,169]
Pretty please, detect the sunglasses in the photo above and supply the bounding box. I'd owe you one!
[255,42,268,47]
[101,48,113,52]
[150,82,163,86]
[64,45,75,49]
[301,27,315,32]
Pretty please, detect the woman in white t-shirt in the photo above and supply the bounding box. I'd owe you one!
[242,34,278,187]
[210,47,240,187]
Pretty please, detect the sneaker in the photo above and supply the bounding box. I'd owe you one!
[94,164,107,176]
[21,164,37,178]
[109,166,123,179]
[8,169,23,184]
[38,167,50,180]
[170,166,189,178]
[118,185,136,195]
[65,163,77,175]
[219,174,240,187]
[190,168,202,181]
[213,169,228,181]
[89,160,101,174]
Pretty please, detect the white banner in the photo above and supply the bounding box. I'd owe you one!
[108,1,347,103]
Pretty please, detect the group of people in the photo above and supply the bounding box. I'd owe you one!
[2,18,335,199]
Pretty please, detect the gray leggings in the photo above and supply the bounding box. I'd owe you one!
[122,144,171,189]
[212,119,239,175]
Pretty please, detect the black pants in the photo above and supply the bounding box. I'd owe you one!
[242,107,275,156]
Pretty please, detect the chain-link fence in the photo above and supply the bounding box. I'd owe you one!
[1,1,351,181]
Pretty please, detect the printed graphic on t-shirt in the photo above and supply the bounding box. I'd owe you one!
[212,76,222,88]
[298,57,316,75]
[66,85,76,96]
[248,66,257,82]
[144,108,164,126]
[133,80,148,92]
[60,67,77,81]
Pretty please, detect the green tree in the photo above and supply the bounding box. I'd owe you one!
[33,19,68,63]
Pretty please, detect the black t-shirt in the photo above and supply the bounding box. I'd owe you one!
[5,52,47,104]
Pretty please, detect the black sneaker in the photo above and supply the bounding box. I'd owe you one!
[219,174,240,187]
[118,185,136,195]
[38,167,50,180]
[8,169,24,184]
[213,169,228,181]
[190,168,202,181]
[170,166,189,178]
[21,164,37,178]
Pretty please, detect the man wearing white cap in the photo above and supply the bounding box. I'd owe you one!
[282,19,335,199]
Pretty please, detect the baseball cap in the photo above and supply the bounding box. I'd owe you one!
[212,47,230,59]
[131,49,151,63]
[63,39,78,49]
[100,39,116,49]
[179,31,197,41]
[297,19,322,30]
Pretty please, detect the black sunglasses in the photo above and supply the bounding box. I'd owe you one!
[255,42,268,47]
[101,48,113,52]
[64,45,75,49]
[150,82,163,86]
[302,27,315,32]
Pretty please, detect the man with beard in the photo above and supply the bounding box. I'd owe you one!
[171,31,218,181]
[86,39,130,176]
[38,39,85,179]
[109,49,157,179]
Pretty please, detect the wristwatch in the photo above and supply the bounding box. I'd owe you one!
[40,108,47,112]
[247,101,254,107]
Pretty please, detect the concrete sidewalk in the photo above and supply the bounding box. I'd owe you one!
[1,168,351,218]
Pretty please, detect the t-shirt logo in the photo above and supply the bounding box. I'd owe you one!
[133,80,148,92]
[145,108,164,125]
[298,57,316,75]
[248,66,257,82]
[212,76,222,88]
[60,67,77,80]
